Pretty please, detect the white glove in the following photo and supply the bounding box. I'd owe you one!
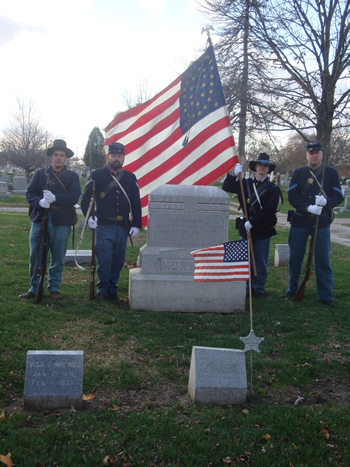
[39,198,50,209]
[43,190,56,203]
[245,221,253,232]
[74,204,80,208]
[315,195,327,207]
[129,227,139,238]
[88,216,97,229]
[234,163,243,177]
[307,205,323,216]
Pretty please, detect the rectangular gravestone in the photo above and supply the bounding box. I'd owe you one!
[0,181,10,198]
[274,244,290,266]
[12,175,27,194]
[64,250,92,266]
[24,350,84,410]
[188,346,247,405]
[129,185,245,313]
[343,196,350,213]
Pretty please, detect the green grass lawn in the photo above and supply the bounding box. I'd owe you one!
[0,204,349,466]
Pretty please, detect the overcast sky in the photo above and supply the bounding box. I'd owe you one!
[0,0,209,158]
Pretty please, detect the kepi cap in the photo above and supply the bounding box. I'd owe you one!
[108,142,125,155]
[306,141,323,152]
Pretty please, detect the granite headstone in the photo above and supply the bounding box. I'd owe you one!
[129,184,246,313]
[12,176,27,194]
[24,350,84,410]
[188,346,247,405]
[0,181,10,198]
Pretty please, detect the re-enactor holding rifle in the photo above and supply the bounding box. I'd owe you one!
[284,141,343,307]
[19,140,81,301]
[81,142,141,304]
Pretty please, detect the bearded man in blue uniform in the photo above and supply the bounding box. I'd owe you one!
[81,142,141,304]
[285,141,343,307]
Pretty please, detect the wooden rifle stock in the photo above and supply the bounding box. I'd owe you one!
[238,173,257,276]
[293,215,319,301]
[34,172,50,304]
[89,180,96,300]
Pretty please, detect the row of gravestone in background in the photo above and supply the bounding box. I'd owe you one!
[0,176,27,196]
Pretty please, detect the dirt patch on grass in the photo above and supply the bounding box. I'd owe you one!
[3,379,349,416]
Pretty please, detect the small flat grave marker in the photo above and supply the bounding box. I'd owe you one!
[24,350,84,411]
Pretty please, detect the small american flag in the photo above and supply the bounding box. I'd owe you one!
[191,240,249,282]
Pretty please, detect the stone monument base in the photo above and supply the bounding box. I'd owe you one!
[12,190,27,195]
[129,268,245,313]
[188,346,247,405]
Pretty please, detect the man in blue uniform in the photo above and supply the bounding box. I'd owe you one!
[223,153,280,298]
[81,142,141,303]
[285,141,343,307]
[19,139,81,300]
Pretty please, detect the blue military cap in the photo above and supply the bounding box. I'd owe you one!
[108,142,125,155]
[306,141,323,152]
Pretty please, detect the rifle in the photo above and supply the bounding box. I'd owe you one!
[89,141,96,300]
[34,169,50,304]
[293,146,328,302]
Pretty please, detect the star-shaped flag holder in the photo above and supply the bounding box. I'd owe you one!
[240,330,265,353]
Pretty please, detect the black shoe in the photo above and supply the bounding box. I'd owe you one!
[95,293,105,301]
[322,300,337,307]
[19,291,35,299]
[108,294,120,304]
[254,292,267,299]
[283,293,294,299]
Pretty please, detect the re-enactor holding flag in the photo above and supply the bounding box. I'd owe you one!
[284,141,343,307]
[222,153,280,299]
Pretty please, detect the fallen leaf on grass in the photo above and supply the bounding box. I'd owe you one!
[70,405,76,413]
[0,453,15,467]
[82,394,96,401]
[222,457,232,464]
[98,406,107,410]
[111,405,120,411]
[242,409,249,415]
[263,434,271,439]
[322,428,330,439]
[0,412,5,420]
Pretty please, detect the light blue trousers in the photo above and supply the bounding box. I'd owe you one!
[28,213,71,294]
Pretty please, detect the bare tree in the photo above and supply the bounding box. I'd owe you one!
[199,0,271,162]
[121,78,154,109]
[200,0,350,152]
[251,0,350,149]
[0,98,49,176]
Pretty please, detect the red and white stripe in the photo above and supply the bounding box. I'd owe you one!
[104,75,237,227]
[191,244,249,282]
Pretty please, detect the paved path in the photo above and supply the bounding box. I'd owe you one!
[229,202,350,247]
[1,205,349,247]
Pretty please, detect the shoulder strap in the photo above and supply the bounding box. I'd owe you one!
[300,164,324,196]
[110,171,133,223]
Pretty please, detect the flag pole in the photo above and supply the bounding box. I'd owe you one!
[238,172,257,276]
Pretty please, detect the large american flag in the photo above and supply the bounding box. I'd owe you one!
[191,240,249,282]
[104,43,238,226]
